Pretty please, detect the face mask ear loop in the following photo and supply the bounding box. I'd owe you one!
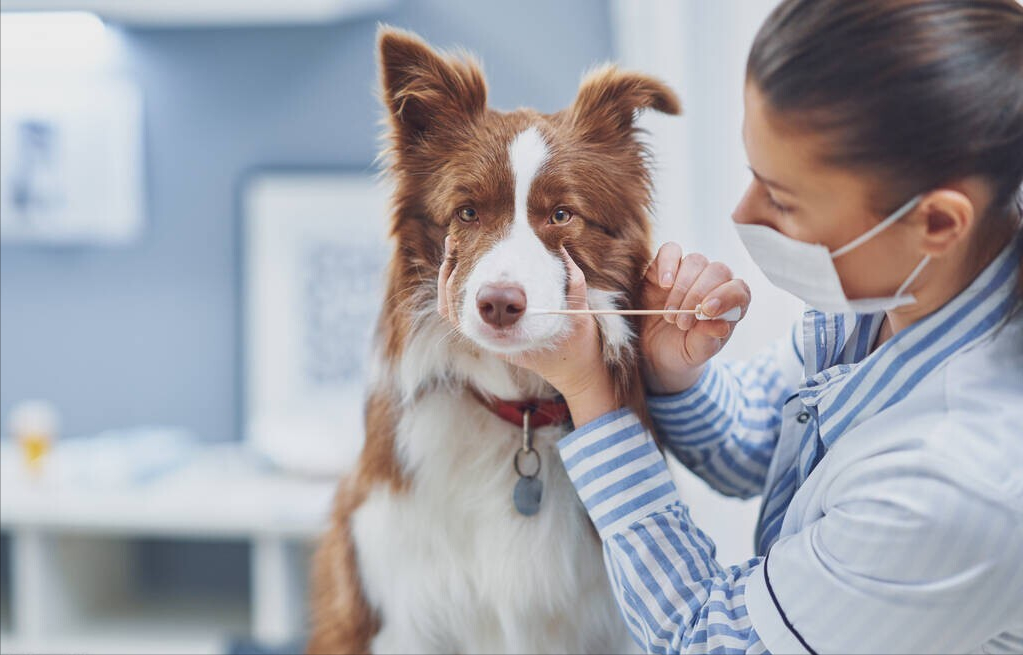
[831,194,924,259]
[893,254,931,300]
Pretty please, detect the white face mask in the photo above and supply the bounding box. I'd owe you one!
[735,194,930,314]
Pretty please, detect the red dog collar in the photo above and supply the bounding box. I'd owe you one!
[469,388,571,429]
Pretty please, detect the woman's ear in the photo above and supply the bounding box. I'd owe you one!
[915,188,976,258]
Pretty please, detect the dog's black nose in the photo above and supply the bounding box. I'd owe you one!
[476,284,527,328]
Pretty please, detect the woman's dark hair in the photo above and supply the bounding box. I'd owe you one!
[748,0,1023,293]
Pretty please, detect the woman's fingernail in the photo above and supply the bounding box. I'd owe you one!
[664,305,677,323]
[702,298,721,316]
[661,271,673,288]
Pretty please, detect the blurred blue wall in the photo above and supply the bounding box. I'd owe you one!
[0,0,614,441]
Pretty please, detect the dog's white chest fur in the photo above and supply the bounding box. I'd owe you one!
[350,390,635,654]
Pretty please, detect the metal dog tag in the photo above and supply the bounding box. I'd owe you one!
[512,409,543,516]
[513,475,543,516]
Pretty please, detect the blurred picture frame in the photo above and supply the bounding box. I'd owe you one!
[243,171,390,477]
[0,77,144,245]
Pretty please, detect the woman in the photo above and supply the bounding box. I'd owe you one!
[440,0,1023,652]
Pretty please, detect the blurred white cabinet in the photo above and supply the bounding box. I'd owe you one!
[0,0,394,26]
[0,77,144,246]
[0,442,336,654]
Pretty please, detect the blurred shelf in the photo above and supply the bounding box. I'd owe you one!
[0,441,336,540]
[0,441,331,652]
[0,0,394,26]
[2,633,222,655]
[0,593,246,654]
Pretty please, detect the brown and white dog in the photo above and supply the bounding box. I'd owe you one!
[308,27,680,654]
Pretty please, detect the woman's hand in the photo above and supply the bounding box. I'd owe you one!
[437,237,618,426]
[640,242,751,395]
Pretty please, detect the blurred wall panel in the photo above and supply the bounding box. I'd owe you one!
[0,0,615,441]
[612,0,790,565]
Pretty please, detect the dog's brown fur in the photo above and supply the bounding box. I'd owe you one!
[307,27,679,654]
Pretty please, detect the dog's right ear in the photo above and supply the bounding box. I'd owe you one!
[378,26,488,144]
[570,65,681,142]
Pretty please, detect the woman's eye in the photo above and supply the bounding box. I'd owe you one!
[767,196,791,214]
[549,208,573,225]
[456,207,478,223]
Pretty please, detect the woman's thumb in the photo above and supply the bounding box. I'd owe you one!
[560,246,590,310]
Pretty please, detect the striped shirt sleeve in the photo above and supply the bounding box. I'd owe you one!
[558,409,770,654]
[646,328,801,499]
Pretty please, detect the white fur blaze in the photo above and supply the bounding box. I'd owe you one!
[459,127,571,354]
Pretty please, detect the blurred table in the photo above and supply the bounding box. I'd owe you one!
[0,439,337,655]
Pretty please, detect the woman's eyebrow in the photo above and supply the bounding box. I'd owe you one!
[748,166,797,195]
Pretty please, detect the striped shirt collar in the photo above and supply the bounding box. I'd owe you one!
[797,231,1022,449]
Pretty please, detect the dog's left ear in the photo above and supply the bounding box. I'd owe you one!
[570,65,681,141]
[378,26,488,145]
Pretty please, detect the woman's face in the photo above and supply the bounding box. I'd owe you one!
[734,81,925,302]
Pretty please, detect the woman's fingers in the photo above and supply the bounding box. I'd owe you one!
[437,237,451,315]
[644,243,749,333]
[645,241,685,288]
[437,236,458,324]
[683,281,746,341]
[676,261,735,330]
[560,246,590,311]
[663,253,708,325]
[700,278,751,322]
[689,315,732,340]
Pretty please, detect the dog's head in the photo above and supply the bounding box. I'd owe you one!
[377,27,680,404]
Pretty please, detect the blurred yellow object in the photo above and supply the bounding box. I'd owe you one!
[8,399,59,475]
[18,430,52,472]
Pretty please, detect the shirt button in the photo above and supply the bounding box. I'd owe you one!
[797,411,811,424]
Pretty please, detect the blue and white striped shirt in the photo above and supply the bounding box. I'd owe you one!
[558,233,1023,654]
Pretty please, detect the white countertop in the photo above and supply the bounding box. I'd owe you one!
[0,438,338,540]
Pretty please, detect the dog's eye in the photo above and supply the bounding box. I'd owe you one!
[549,208,573,225]
[456,207,478,223]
